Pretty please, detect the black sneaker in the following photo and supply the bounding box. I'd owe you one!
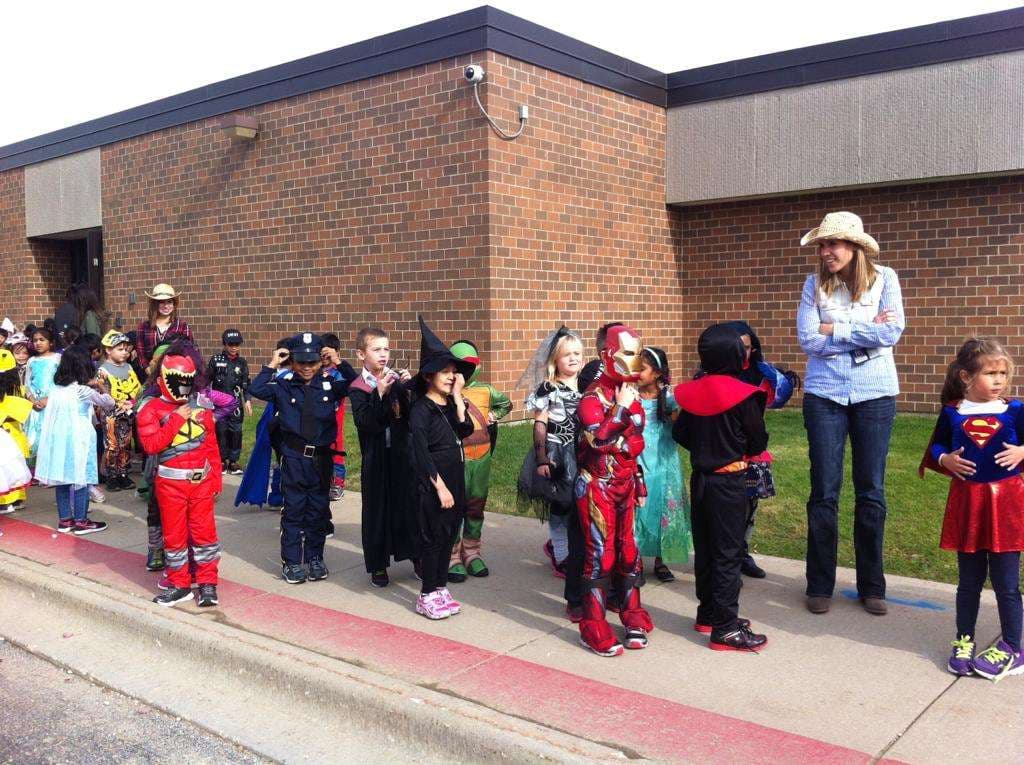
[325,521,335,539]
[106,478,122,493]
[741,555,767,579]
[307,558,329,581]
[71,518,107,536]
[119,475,136,491]
[153,587,193,607]
[196,584,219,607]
[282,563,307,584]
[370,569,389,588]
[228,463,244,475]
[146,548,166,571]
[624,627,649,650]
[709,625,768,652]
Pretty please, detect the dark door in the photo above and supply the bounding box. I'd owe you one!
[86,230,103,302]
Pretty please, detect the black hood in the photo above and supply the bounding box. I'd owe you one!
[697,323,746,376]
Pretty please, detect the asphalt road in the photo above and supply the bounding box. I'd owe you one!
[0,640,269,765]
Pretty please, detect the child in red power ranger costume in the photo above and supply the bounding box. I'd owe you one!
[575,324,653,656]
[137,342,228,608]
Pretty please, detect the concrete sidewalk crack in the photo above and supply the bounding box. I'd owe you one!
[872,630,1001,762]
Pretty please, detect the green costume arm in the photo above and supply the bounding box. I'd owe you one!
[487,383,512,421]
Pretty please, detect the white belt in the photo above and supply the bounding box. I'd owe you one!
[157,461,212,484]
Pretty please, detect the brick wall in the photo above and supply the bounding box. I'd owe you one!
[100,55,491,366]
[0,169,72,326]
[4,51,1022,419]
[480,52,682,413]
[676,175,1024,412]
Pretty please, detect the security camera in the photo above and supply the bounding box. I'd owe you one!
[464,65,485,84]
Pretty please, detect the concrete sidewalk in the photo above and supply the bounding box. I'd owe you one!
[1,480,1021,763]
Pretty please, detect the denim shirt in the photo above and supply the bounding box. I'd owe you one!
[796,265,905,405]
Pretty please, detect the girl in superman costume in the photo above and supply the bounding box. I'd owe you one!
[920,338,1024,681]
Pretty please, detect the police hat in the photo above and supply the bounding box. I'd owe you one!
[288,332,323,363]
[222,329,244,345]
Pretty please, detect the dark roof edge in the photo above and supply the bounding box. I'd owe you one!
[2,6,1022,171]
[666,6,1024,107]
[0,6,667,172]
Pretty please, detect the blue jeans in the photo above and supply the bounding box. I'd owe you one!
[803,393,896,598]
[55,484,90,522]
[957,551,1023,652]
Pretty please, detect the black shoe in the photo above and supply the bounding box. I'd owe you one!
[370,569,389,588]
[228,462,244,475]
[652,562,675,582]
[106,479,122,493]
[307,558,329,581]
[325,521,335,539]
[282,563,307,584]
[119,475,136,491]
[146,548,166,571]
[153,587,193,607]
[741,555,767,578]
[196,583,219,607]
[709,625,768,652]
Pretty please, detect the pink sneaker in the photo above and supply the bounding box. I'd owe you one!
[415,591,450,620]
[437,587,461,615]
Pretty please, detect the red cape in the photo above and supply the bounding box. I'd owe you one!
[674,375,763,417]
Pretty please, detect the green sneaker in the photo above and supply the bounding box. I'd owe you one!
[466,558,490,577]
[448,563,467,583]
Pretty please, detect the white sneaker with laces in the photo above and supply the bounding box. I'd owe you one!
[436,587,461,615]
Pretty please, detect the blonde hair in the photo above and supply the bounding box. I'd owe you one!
[547,334,583,382]
[817,244,877,303]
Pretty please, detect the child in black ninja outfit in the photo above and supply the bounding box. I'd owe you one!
[207,329,252,475]
[673,323,770,652]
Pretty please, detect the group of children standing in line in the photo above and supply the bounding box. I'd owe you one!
[2,303,1022,676]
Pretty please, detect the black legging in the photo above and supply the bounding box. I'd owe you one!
[417,497,463,594]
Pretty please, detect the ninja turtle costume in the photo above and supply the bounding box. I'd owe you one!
[448,340,512,581]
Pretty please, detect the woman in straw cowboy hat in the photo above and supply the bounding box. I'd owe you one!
[796,211,905,617]
[135,283,195,370]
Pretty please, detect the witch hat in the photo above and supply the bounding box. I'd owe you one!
[417,315,476,380]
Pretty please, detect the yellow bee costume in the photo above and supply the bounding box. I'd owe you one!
[99,331,143,489]
[0,348,32,509]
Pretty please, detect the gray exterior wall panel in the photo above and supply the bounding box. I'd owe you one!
[24,149,102,237]
[667,51,1024,204]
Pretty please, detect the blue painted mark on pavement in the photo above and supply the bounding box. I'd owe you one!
[839,588,947,611]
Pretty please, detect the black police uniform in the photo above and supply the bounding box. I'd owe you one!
[249,333,350,566]
[208,330,251,465]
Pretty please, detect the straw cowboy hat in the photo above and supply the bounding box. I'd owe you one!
[145,283,182,300]
[800,211,879,257]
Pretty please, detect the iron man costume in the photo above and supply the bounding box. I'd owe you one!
[137,353,223,590]
[575,324,653,656]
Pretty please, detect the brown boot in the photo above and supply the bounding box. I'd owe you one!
[806,596,832,614]
[861,596,887,615]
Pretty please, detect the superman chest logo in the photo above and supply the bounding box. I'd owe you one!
[962,417,1002,449]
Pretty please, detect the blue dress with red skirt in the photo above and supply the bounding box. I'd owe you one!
[922,399,1024,553]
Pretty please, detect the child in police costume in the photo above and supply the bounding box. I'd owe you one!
[207,329,252,475]
[250,332,351,584]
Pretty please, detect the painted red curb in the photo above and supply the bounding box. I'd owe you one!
[0,517,900,764]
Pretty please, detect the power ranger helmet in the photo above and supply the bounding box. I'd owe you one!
[601,324,643,383]
[158,354,196,403]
